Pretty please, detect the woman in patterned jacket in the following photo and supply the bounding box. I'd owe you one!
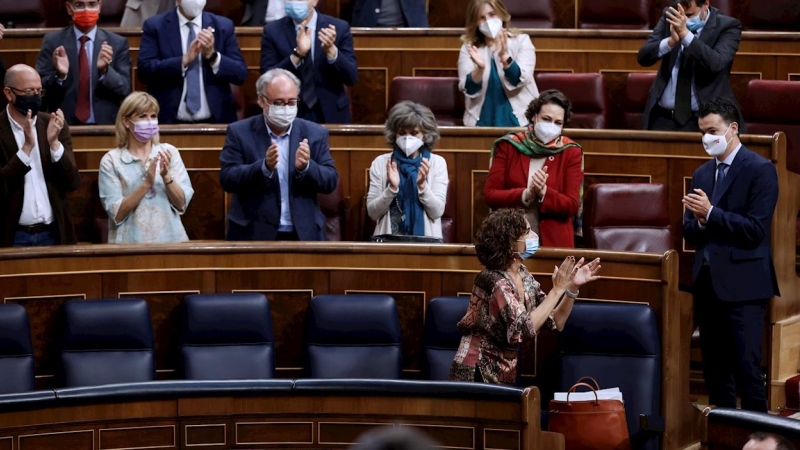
[450,208,601,385]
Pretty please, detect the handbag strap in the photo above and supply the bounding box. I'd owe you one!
[575,376,600,390]
[566,382,599,405]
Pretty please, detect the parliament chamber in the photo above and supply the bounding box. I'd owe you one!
[1,0,800,448]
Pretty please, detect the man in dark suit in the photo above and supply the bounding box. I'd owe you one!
[36,0,132,125]
[239,0,282,27]
[260,0,358,124]
[220,68,339,241]
[638,0,743,132]
[0,65,80,247]
[683,97,779,412]
[138,0,248,124]
[351,0,428,27]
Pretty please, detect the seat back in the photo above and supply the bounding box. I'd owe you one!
[505,0,555,28]
[318,178,346,241]
[305,294,402,379]
[0,0,46,28]
[745,0,800,31]
[583,183,672,253]
[98,0,126,26]
[743,80,800,175]
[578,0,650,29]
[706,408,800,449]
[559,302,661,450]
[389,77,465,126]
[623,72,657,130]
[535,73,608,129]
[181,293,275,380]
[422,296,469,380]
[61,299,155,387]
[0,304,35,394]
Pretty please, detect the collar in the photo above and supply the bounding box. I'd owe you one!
[5,105,36,130]
[73,25,98,42]
[294,9,318,29]
[119,144,157,164]
[177,8,203,29]
[264,116,293,139]
[717,142,742,167]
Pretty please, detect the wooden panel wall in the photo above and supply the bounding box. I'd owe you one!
[0,244,698,449]
[2,29,800,125]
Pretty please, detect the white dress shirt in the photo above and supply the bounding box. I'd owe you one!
[657,21,705,111]
[291,10,339,67]
[177,9,221,122]
[6,106,65,226]
[265,0,286,23]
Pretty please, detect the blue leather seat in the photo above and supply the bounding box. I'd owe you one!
[0,304,35,394]
[305,294,402,379]
[181,293,275,380]
[61,299,155,388]
[422,296,469,380]
[558,302,662,450]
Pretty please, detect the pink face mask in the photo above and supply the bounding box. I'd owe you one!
[132,120,159,142]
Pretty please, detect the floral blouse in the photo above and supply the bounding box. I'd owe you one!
[450,265,555,385]
[99,143,194,243]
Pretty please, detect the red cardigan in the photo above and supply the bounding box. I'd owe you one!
[483,141,583,248]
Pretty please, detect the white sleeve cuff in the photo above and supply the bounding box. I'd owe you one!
[16,150,32,166]
[210,52,221,74]
[50,142,64,162]
[681,32,695,48]
[658,37,673,58]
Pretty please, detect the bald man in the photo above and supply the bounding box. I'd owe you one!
[743,433,795,450]
[0,65,80,247]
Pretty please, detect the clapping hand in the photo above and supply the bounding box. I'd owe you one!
[572,257,601,288]
[467,45,486,70]
[551,256,578,291]
[144,154,159,188]
[158,149,172,178]
[197,27,216,60]
[46,109,65,149]
[265,142,279,172]
[295,139,310,170]
[296,20,312,58]
[665,3,689,40]
[97,41,114,74]
[21,110,37,154]
[387,158,400,190]
[494,30,510,64]
[183,39,201,68]
[528,165,548,199]
[416,157,430,190]
[52,46,69,79]
[682,188,711,224]
[551,257,602,292]
[318,24,337,60]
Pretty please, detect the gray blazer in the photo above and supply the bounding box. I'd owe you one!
[36,26,132,126]
[637,7,745,131]
[121,0,175,27]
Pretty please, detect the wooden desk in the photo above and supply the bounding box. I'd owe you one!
[2,28,799,124]
[0,244,698,450]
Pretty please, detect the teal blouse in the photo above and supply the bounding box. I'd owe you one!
[465,61,522,127]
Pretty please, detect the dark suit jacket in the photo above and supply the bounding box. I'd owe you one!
[0,111,81,247]
[36,27,131,125]
[484,141,582,248]
[138,10,248,124]
[637,7,745,131]
[219,115,339,241]
[260,13,358,124]
[683,145,780,302]
[240,0,268,26]
[351,0,428,27]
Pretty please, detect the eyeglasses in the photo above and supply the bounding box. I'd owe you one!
[8,86,45,97]
[71,1,100,10]
[260,95,298,107]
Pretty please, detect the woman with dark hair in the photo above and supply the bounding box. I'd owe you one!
[483,89,584,248]
[450,208,600,385]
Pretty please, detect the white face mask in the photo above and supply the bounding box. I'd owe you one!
[478,17,503,39]
[533,121,562,144]
[396,135,424,157]
[702,124,733,157]
[180,0,206,18]
[266,104,298,130]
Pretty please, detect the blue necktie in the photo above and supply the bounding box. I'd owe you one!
[715,163,728,192]
[185,22,201,115]
[296,25,318,110]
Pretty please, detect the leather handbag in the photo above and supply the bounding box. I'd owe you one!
[548,377,631,450]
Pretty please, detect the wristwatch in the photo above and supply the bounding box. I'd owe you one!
[292,47,305,60]
[505,55,513,65]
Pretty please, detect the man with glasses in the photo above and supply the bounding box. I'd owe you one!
[0,64,81,247]
[36,0,131,126]
[137,0,248,124]
[219,68,339,241]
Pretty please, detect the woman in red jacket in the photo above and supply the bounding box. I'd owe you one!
[483,89,583,248]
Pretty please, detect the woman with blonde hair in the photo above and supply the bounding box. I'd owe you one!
[458,0,539,127]
[98,92,194,243]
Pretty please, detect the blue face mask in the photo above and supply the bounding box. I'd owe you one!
[285,1,309,21]
[686,11,706,32]
[516,236,540,260]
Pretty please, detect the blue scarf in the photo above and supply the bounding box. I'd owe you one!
[392,146,431,236]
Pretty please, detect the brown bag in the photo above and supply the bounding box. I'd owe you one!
[548,377,631,450]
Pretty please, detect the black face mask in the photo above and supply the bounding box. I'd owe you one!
[12,94,42,117]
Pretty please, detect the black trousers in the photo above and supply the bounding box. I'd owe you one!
[694,266,768,412]
[650,106,700,132]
